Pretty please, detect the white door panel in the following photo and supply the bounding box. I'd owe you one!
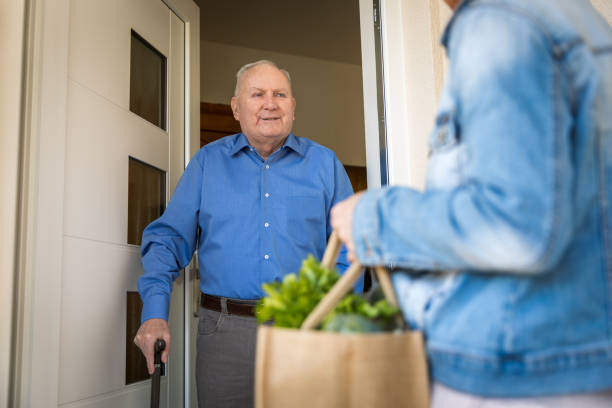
[58,382,167,408]
[63,80,169,244]
[69,0,170,109]
[129,0,171,57]
[59,237,142,403]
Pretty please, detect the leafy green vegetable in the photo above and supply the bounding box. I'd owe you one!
[321,313,382,333]
[255,255,340,328]
[256,256,401,332]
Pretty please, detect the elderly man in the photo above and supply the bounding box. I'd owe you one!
[135,60,353,407]
[332,0,612,407]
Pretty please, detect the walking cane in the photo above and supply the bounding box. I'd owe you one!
[151,339,166,408]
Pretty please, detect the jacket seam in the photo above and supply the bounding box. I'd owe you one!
[598,126,612,340]
[534,58,563,270]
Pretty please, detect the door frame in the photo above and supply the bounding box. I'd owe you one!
[0,0,28,405]
[359,0,446,190]
[359,0,385,190]
[10,0,199,406]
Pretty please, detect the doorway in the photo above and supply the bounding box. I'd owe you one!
[192,1,458,404]
[196,0,368,190]
[192,1,368,406]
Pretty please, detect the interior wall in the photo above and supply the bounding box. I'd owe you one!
[200,40,366,166]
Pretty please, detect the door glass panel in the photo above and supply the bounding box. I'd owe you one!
[128,157,166,245]
[125,291,148,384]
[130,30,167,129]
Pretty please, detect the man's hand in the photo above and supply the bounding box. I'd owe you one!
[330,192,364,263]
[134,318,171,374]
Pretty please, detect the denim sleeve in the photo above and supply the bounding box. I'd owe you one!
[353,9,573,273]
[138,153,204,322]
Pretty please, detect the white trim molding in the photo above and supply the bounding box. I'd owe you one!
[0,0,27,406]
[380,0,438,190]
[12,0,70,406]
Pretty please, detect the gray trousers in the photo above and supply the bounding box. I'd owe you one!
[196,300,258,408]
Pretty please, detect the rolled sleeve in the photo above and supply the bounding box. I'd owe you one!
[352,188,385,265]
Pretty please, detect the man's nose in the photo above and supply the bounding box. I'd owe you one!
[262,94,277,109]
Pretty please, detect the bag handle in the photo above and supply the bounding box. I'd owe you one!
[300,232,398,330]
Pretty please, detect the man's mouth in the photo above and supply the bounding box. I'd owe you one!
[260,117,280,122]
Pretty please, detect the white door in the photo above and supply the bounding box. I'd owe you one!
[58,0,184,406]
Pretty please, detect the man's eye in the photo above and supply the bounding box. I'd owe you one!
[274,92,286,98]
[253,93,263,97]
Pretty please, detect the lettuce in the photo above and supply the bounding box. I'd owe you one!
[256,256,401,331]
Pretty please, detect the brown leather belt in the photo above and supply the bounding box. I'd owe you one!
[200,293,256,317]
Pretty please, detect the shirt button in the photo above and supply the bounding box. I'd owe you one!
[264,254,269,260]
[265,164,270,169]
[265,193,270,198]
[264,222,269,228]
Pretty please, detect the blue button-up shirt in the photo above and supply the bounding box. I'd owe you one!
[139,133,353,322]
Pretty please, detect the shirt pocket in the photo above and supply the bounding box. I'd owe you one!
[285,195,326,250]
[426,110,467,189]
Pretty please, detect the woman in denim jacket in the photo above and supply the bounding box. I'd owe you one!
[332,0,612,406]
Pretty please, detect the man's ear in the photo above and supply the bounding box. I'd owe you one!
[230,96,239,121]
[292,97,296,120]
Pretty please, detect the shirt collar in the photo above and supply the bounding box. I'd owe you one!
[229,133,250,156]
[282,133,305,157]
[441,0,472,49]
[229,132,305,157]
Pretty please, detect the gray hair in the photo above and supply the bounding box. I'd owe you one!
[234,60,292,96]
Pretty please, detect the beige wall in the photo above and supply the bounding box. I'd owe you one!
[200,40,366,166]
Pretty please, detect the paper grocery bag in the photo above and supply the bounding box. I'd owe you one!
[255,326,429,408]
[254,233,430,408]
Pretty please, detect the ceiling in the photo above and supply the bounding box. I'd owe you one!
[195,0,363,65]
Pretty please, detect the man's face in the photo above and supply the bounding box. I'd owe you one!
[231,64,296,147]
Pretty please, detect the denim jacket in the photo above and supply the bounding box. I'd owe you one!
[353,0,612,397]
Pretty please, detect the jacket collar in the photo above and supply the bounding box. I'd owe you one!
[441,0,474,49]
